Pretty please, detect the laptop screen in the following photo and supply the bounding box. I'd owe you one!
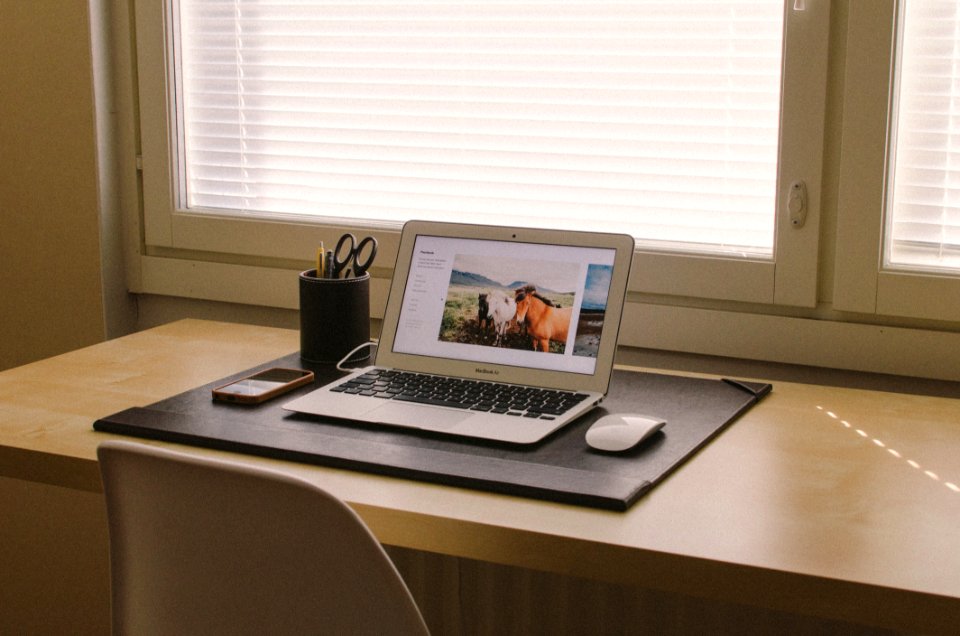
[392,234,617,376]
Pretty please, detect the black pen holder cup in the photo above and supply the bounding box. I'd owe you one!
[299,269,371,364]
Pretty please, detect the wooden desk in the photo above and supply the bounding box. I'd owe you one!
[2,319,958,634]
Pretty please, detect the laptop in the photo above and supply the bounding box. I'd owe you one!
[284,220,635,444]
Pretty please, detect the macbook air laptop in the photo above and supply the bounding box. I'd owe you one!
[284,220,634,444]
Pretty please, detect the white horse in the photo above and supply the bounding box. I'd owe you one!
[486,292,517,347]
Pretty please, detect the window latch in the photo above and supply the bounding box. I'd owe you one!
[788,180,807,228]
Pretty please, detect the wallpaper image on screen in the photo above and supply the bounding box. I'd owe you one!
[438,255,613,357]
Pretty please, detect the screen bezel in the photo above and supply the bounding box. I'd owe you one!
[375,221,635,395]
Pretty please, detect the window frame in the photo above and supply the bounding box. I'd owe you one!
[133,0,831,314]
[835,0,960,322]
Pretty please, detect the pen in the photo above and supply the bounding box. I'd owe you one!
[316,243,325,278]
[324,250,334,278]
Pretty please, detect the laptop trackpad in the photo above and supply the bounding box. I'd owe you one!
[366,401,472,431]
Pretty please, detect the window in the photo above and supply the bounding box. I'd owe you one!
[836,0,960,322]
[173,1,784,258]
[886,0,960,273]
[126,1,960,378]
[135,1,829,311]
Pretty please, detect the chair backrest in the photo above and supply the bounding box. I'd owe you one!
[97,440,429,636]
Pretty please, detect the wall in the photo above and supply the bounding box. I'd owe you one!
[0,476,110,635]
[0,1,106,371]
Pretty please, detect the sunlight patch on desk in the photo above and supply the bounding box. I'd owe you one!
[815,404,958,496]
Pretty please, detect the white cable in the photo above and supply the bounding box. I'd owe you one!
[336,339,378,372]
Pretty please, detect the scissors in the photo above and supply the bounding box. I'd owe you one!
[332,233,378,278]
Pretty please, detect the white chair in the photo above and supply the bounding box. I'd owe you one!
[97,440,429,636]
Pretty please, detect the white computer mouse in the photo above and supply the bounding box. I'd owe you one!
[585,414,666,452]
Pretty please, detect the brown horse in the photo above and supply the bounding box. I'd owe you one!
[514,289,571,352]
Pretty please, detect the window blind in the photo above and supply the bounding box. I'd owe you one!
[887,0,960,272]
[173,1,784,257]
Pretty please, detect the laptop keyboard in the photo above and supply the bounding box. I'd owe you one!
[330,369,591,421]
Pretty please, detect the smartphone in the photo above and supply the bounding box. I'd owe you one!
[212,367,315,404]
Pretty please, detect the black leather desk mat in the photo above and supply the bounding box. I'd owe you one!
[94,353,771,511]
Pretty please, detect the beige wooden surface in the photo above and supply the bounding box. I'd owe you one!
[1,319,958,634]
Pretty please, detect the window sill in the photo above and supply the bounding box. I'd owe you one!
[132,256,960,383]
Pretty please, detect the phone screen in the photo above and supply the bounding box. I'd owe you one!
[220,369,307,395]
[213,368,314,403]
